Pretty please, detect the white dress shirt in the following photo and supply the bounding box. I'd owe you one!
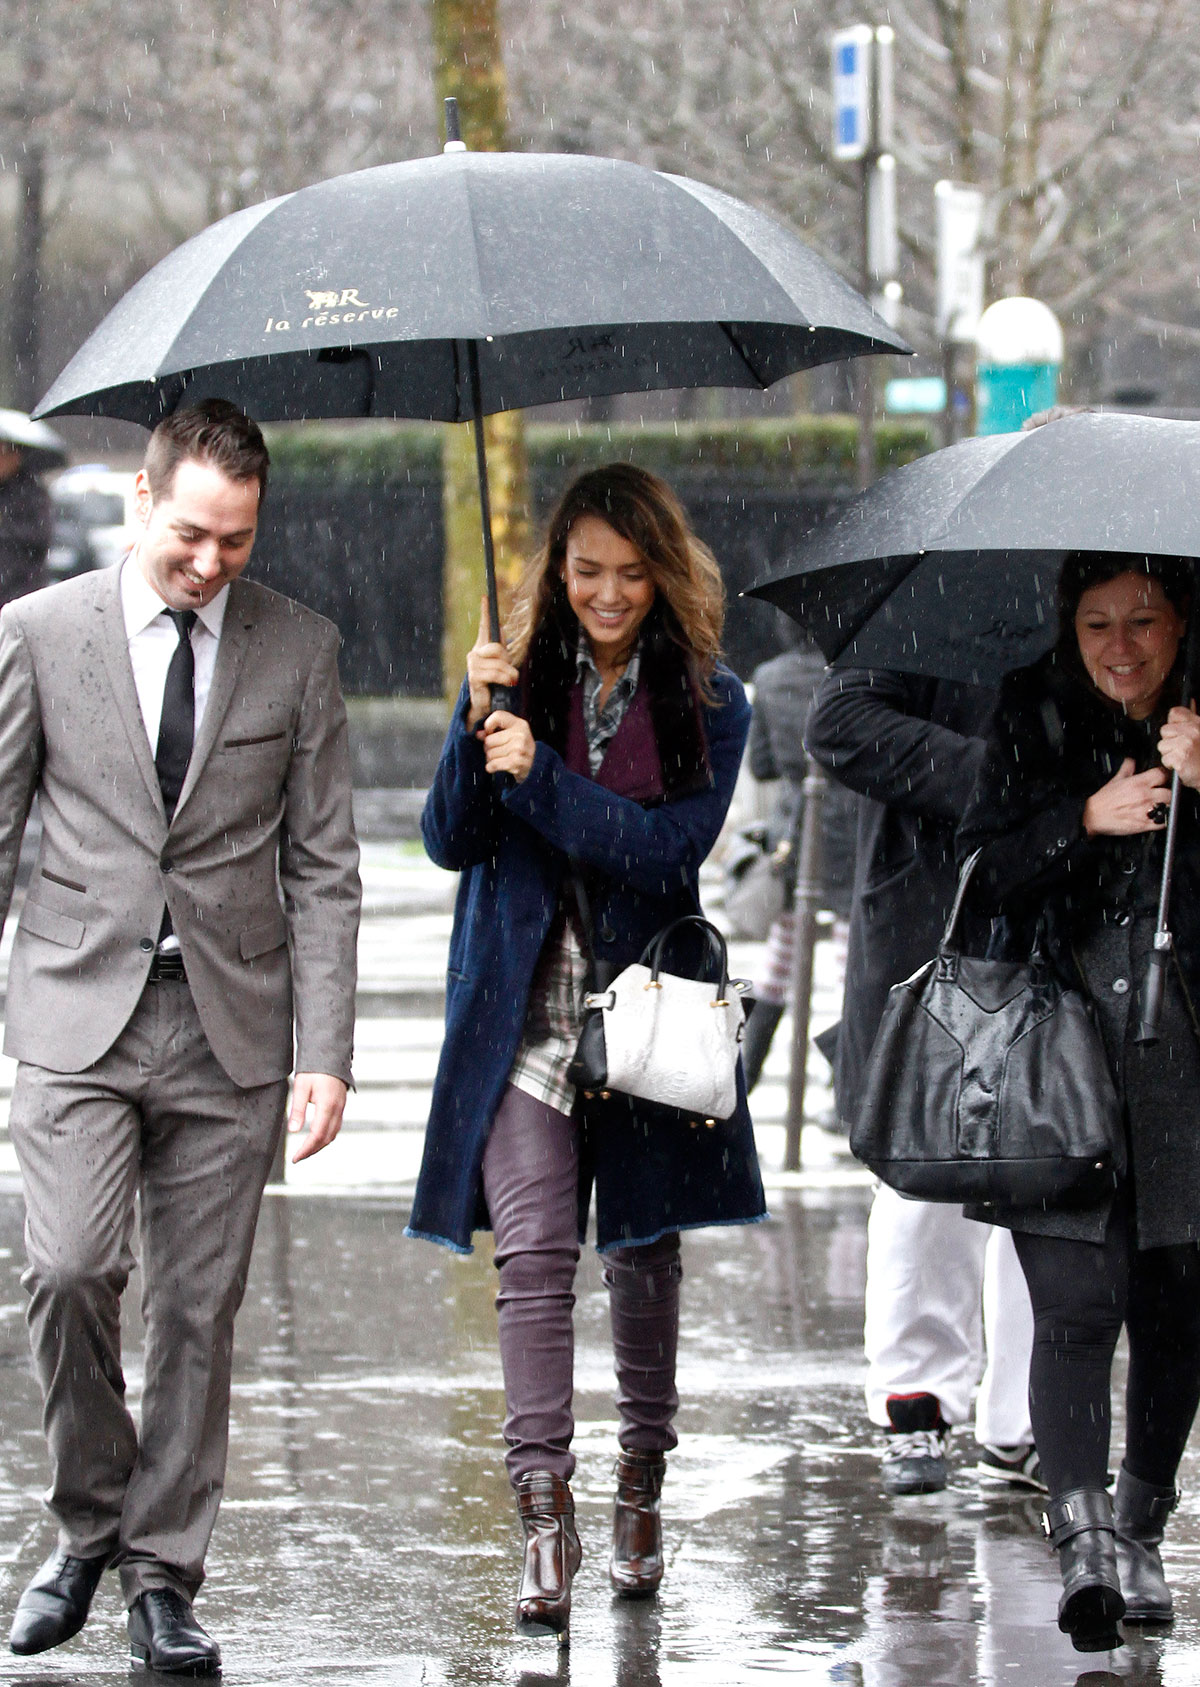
[121,557,229,957]
[120,555,229,753]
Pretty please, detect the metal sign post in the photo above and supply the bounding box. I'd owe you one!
[781,28,900,1169]
[832,24,897,491]
[935,180,985,445]
[784,765,828,1170]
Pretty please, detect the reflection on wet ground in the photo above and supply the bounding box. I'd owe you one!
[1,1184,1198,1685]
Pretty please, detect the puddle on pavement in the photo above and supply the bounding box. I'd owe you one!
[2,1186,1198,1685]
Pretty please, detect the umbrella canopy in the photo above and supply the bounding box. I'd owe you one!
[747,412,1200,687]
[0,408,68,472]
[34,149,908,427]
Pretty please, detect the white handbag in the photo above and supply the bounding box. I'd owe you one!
[569,914,748,1120]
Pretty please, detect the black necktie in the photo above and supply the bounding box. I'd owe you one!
[156,609,196,819]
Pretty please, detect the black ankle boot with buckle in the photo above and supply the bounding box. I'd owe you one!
[1114,1466,1178,1624]
[1044,1487,1125,1653]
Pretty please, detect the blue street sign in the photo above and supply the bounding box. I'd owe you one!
[831,26,873,160]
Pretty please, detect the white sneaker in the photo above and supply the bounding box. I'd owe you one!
[975,1442,1047,1492]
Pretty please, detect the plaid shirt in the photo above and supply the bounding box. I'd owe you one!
[508,634,640,1115]
[580,637,641,774]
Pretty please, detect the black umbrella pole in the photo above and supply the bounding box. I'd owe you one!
[1136,599,1200,1044]
[1135,775,1181,1045]
[466,339,514,714]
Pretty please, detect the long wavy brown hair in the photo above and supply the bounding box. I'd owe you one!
[505,464,725,687]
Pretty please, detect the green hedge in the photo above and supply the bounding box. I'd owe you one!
[263,415,936,487]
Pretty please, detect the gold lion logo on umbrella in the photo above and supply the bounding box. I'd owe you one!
[304,288,370,310]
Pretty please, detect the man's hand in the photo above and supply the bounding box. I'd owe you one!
[288,1072,348,1162]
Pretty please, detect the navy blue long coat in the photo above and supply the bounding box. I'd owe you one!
[406,666,767,1254]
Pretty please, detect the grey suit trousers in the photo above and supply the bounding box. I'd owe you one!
[9,977,287,1606]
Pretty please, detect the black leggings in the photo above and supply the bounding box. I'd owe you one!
[1014,1204,1200,1495]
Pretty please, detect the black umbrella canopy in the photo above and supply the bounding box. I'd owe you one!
[35,149,908,427]
[748,412,1200,687]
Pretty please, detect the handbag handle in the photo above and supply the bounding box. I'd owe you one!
[566,859,609,989]
[641,914,731,996]
[940,849,982,953]
[569,869,731,996]
[940,847,1053,991]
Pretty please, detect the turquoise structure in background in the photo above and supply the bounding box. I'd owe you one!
[976,362,1059,435]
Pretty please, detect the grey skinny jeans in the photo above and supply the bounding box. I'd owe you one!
[481,1082,681,1485]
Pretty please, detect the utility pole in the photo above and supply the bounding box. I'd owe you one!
[11,141,45,411]
[832,23,898,491]
[779,26,901,1171]
[431,0,530,693]
[10,35,47,411]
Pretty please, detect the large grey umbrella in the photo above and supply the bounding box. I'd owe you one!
[747,411,1200,687]
[747,408,1200,1043]
[35,110,907,664]
[35,148,906,430]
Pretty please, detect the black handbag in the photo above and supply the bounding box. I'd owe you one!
[850,849,1123,1207]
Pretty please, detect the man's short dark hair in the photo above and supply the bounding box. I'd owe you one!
[144,400,270,503]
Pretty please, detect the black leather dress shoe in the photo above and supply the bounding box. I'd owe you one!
[128,1589,221,1676]
[9,1548,107,1655]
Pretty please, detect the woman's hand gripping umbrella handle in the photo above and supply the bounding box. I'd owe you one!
[466,597,534,784]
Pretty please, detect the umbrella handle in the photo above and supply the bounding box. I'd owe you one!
[1135,770,1182,1047]
[1135,934,1171,1046]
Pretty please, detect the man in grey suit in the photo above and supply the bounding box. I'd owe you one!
[4,401,361,1674]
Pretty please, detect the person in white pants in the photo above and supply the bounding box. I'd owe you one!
[866,1185,1038,1494]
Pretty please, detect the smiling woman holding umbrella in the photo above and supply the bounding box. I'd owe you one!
[957,551,1200,1653]
[407,463,765,1643]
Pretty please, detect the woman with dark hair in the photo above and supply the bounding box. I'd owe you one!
[958,551,1200,1653]
[407,464,765,1642]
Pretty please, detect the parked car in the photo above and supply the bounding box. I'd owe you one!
[47,465,138,580]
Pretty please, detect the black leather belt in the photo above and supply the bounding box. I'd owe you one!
[147,950,187,982]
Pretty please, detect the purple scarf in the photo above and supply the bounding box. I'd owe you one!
[564,680,664,803]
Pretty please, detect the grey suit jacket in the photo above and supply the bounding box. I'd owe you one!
[0,567,361,1088]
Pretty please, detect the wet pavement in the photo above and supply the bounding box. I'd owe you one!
[3,1184,1199,1685]
[1,842,1200,1682]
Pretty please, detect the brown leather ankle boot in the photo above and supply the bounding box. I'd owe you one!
[514,1472,582,1643]
[611,1450,667,1597]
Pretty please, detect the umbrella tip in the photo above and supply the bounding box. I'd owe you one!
[443,97,467,152]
